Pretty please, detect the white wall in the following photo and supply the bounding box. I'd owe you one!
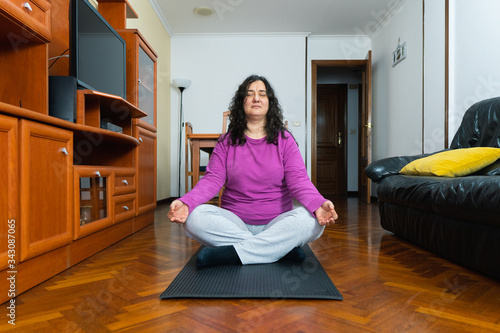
[371,0,423,159]
[170,34,307,196]
[449,0,500,142]
[423,0,446,153]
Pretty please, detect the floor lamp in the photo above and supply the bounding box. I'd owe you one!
[172,79,191,197]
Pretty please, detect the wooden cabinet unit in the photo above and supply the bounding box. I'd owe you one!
[0,115,18,271]
[0,0,159,303]
[19,120,73,261]
[118,29,158,128]
[117,28,158,216]
[99,0,158,217]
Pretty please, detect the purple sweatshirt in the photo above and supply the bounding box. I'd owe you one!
[180,131,327,225]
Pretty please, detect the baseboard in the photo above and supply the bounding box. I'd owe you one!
[157,197,178,206]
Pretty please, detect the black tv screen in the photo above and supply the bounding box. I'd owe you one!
[71,0,126,99]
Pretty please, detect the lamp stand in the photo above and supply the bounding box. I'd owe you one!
[172,78,191,198]
[178,87,185,197]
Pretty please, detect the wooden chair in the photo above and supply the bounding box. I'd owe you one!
[222,111,230,133]
[184,122,206,193]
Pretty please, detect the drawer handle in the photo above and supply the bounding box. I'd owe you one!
[95,171,101,177]
[60,147,68,156]
[123,206,129,211]
[139,137,143,142]
[122,180,129,185]
[23,2,33,12]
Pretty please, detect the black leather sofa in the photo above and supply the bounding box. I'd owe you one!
[366,97,500,280]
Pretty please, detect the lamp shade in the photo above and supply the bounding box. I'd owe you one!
[172,78,191,90]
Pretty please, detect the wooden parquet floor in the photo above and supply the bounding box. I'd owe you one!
[2,198,500,332]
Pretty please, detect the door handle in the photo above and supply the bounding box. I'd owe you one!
[23,2,33,12]
[338,132,342,146]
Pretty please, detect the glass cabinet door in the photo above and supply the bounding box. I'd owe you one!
[138,45,155,126]
[74,167,113,239]
[79,175,108,225]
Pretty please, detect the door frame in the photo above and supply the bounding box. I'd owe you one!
[311,59,371,198]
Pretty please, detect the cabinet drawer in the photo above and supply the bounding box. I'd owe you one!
[114,193,136,223]
[114,169,136,195]
[0,0,52,42]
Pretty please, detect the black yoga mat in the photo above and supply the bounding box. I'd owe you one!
[160,245,343,300]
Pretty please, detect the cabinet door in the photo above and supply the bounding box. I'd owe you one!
[20,120,73,261]
[74,166,113,239]
[0,0,52,42]
[138,42,156,127]
[0,115,18,270]
[136,127,156,215]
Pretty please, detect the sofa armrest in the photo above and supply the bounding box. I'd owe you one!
[365,154,431,182]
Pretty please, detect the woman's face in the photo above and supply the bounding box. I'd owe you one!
[243,80,269,120]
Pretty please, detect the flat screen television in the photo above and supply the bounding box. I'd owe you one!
[70,0,126,99]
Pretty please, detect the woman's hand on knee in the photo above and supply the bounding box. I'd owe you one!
[315,200,338,226]
[168,199,189,223]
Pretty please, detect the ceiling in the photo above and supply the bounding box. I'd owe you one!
[151,0,405,36]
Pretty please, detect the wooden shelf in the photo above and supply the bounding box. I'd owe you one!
[78,89,147,119]
[0,101,141,146]
[77,89,147,137]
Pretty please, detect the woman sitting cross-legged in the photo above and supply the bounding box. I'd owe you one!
[168,74,338,267]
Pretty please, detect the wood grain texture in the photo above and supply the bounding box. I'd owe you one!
[19,120,73,261]
[2,198,500,332]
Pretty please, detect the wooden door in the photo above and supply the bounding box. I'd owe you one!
[358,51,373,204]
[316,84,347,196]
[136,126,157,215]
[20,120,73,261]
[0,115,18,270]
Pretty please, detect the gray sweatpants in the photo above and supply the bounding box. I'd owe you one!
[184,204,325,265]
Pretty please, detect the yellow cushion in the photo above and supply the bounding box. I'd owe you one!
[400,147,500,177]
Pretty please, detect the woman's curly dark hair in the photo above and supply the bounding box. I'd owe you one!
[223,75,287,146]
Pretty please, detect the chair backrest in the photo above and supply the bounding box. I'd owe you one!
[222,111,230,133]
[450,96,500,148]
[185,122,193,171]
